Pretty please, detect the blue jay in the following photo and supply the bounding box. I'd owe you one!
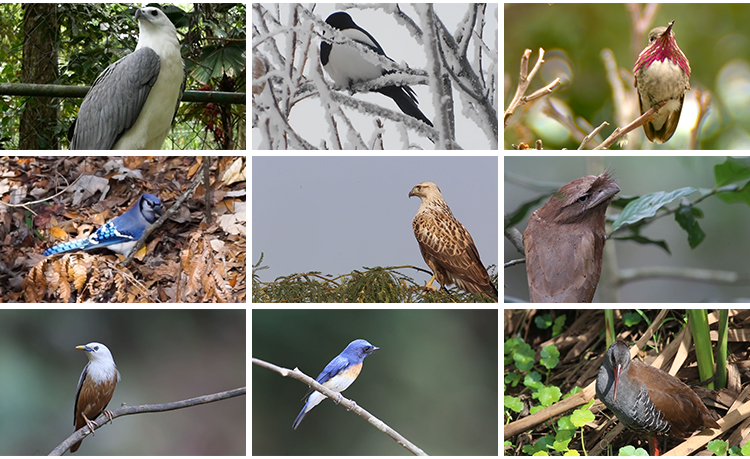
[320,11,433,127]
[43,194,163,256]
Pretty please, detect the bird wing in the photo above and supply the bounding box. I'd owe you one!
[413,211,492,293]
[73,364,89,426]
[69,48,160,149]
[524,221,601,302]
[300,355,350,400]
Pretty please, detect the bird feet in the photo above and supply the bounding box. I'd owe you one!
[103,409,115,425]
[82,413,100,436]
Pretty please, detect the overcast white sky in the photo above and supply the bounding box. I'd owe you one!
[252,3,498,150]
[251,156,498,286]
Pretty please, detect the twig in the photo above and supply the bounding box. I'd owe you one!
[618,267,750,286]
[252,357,427,456]
[689,88,712,150]
[592,100,667,150]
[51,387,245,455]
[504,48,561,128]
[578,121,610,150]
[123,166,205,266]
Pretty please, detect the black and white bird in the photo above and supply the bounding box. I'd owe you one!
[320,11,433,127]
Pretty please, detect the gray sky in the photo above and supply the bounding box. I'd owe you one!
[252,156,498,286]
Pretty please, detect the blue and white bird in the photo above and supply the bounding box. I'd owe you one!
[43,194,163,256]
[320,11,433,127]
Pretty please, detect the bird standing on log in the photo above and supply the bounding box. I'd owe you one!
[523,171,620,302]
[596,341,720,454]
[71,342,120,453]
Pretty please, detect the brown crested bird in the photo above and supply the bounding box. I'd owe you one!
[596,341,720,454]
[409,181,497,299]
[523,171,620,302]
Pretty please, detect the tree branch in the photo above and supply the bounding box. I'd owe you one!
[252,357,427,456]
[50,387,245,455]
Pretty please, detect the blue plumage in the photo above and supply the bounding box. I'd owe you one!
[43,194,163,256]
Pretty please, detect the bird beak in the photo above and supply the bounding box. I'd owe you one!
[613,363,622,403]
[76,345,91,352]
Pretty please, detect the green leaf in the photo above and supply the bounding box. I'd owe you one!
[674,204,706,248]
[504,395,524,413]
[707,439,728,456]
[622,312,641,327]
[524,371,543,390]
[612,234,671,254]
[570,408,595,427]
[617,445,649,456]
[716,180,750,206]
[536,385,562,407]
[505,194,551,228]
[714,157,750,187]
[512,342,535,372]
[553,430,573,452]
[557,415,574,430]
[552,315,566,337]
[611,187,697,232]
[540,345,560,370]
[535,313,553,330]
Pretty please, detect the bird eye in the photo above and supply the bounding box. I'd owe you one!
[93,346,99,351]
[578,195,589,203]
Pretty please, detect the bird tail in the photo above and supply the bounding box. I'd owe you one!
[376,85,433,127]
[43,238,89,256]
[292,405,308,430]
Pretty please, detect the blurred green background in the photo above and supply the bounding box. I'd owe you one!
[505,156,750,302]
[252,309,498,455]
[0,310,245,454]
[504,3,750,149]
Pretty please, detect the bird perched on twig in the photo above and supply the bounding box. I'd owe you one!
[523,171,620,302]
[71,342,120,453]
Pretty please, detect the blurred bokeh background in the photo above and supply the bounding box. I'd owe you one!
[0,309,245,454]
[252,309,498,455]
[504,4,750,149]
[505,156,750,302]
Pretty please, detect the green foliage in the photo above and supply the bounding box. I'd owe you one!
[505,335,598,456]
[616,445,649,456]
[540,345,560,370]
[533,314,566,338]
[707,439,728,456]
[674,204,706,248]
[621,311,641,327]
[612,187,697,232]
[2,3,246,150]
[505,193,549,227]
[504,395,523,413]
[252,254,497,302]
[522,434,555,455]
[611,157,750,253]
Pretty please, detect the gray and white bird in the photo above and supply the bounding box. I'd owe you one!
[320,11,433,127]
[72,342,120,453]
[68,6,185,150]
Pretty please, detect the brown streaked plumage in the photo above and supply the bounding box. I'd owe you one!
[409,181,497,299]
[523,171,620,302]
[72,342,120,453]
